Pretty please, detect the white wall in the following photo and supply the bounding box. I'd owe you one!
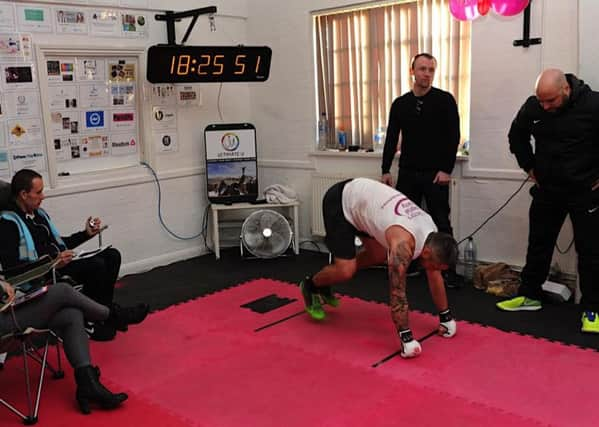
[579,0,599,88]
[9,0,254,275]
[246,0,580,272]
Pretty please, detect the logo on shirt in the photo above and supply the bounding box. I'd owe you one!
[394,197,423,219]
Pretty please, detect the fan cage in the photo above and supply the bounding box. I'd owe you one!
[240,209,294,259]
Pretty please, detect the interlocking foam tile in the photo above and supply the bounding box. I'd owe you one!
[0,358,194,427]
[390,320,599,426]
[79,278,598,426]
[99,326,538,427]
[4,278,581,426]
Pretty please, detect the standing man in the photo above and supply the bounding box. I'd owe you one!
[497,69,599,333]
[300,178,458,358]
[381,53,461,288]
[0,169,148,341]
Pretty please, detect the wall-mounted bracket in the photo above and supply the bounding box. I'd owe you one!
[155,6,217,46]
[513,1,541,48]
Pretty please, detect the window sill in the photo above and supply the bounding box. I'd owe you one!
[309,149,384,158]
[309,150,468,161]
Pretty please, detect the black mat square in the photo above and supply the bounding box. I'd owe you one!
[241,294,296,314]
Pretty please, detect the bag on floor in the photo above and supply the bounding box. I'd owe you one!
[473,262,520,297]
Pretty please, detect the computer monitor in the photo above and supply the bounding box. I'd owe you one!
[204,123,258,204]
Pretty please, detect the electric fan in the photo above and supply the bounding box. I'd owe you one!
[240,209,293,258]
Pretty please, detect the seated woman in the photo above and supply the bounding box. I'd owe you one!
[0,279,148,414]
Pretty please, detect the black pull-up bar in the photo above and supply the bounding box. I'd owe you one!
[513,1,541,48]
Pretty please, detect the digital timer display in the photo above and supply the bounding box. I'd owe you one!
[146,45,272,83]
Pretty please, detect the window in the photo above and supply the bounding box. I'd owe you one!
[314,0,471,150]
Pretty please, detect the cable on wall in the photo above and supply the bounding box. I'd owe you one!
[141,161,210,244]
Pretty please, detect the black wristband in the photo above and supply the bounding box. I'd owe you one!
[399,329,414,343]
[439,309,453,323]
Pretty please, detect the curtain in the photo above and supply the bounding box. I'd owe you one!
[315,0,470,150]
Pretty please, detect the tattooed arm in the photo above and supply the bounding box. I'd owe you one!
[388,240,414,333]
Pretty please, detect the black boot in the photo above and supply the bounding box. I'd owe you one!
[74,365,128,414]
[108,303,149,332]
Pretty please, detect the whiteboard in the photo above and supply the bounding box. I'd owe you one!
[39,52,141,175]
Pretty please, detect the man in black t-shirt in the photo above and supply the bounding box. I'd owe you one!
[380,53,461,288]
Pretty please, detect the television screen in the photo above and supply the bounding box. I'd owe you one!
[204,123,258,204]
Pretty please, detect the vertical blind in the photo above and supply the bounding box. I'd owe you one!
[315,0,471,149]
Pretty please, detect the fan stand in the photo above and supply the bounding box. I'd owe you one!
[239,233,296,260]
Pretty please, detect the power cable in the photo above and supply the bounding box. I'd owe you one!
[141,162,210,242]
[457,176,530,245]
[457,176,575,254]
[299,240,322,253]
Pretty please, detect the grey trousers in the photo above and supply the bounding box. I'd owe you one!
[0,282,110,368]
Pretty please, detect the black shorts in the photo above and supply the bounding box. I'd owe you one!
[322,179,363,260]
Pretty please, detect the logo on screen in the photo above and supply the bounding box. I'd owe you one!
[221,132,240,151]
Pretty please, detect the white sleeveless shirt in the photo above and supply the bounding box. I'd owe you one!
[341,178,437,259]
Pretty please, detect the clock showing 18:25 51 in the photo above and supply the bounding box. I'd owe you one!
[146,45,272,83]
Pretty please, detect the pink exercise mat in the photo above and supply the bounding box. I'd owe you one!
[82,278,599,426]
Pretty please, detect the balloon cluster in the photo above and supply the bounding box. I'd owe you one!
[449,0,530,21]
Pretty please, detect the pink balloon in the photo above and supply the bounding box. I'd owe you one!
[491,0,530,17]
[449,0,481,21]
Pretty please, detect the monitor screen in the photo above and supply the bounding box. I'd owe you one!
[204,124,258,204]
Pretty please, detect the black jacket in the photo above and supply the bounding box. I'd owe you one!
[509,74,599,193]
[381,87,460,175]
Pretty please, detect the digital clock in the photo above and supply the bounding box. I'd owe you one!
[146,45,272,83]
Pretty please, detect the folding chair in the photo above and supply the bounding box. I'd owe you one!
[0,258,65,425]
[0,314,64,425]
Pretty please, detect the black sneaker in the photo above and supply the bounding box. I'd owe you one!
[85,321,116,342]
[443,270,464,289]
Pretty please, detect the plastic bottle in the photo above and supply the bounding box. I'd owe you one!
[373,126,386,151]
[317,112,328,150]
[463,237,477,285]
[337,128,347,150]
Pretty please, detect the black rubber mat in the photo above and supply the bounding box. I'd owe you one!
[240,294,296,314]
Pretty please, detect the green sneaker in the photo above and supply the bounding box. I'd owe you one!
[300,278,325,320]
[496,296,542,311]
[581,311,599,333]
[318,287,340,308]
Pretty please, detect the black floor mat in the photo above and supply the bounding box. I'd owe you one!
[240,294,296,314]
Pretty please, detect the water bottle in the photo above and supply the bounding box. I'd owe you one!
[317,112,328,150]
[463,237,477,285]
[373,126,386,151]
[460,139,470,156]
[337,128,347,150]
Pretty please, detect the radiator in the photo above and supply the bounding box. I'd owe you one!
[311,173,461,238]
[311,173,378,236]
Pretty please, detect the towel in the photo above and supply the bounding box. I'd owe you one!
[263,184,298,204]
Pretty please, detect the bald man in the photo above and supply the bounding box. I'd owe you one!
[498,69,599,333]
